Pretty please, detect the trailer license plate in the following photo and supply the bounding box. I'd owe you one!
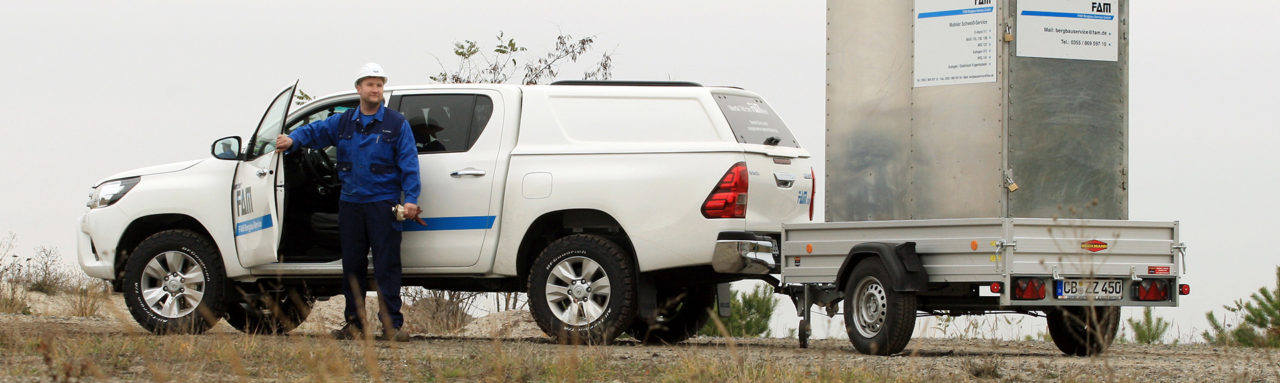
[1055,279,1123,300]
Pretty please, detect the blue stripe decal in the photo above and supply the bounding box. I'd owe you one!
[1020,10,1114,20]
[234,214,273,236]
[403,216,496,232]
[918,7,993,18]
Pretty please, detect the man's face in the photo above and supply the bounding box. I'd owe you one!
[356,77,386,106]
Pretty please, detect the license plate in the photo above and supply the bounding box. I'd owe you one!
[1055,279,1123,300]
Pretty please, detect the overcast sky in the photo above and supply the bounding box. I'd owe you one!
[1,1,1276,342]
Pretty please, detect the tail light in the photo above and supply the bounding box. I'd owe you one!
[702,162,748,219]
[809,167,816,221]
[1179,284,1191,295]
[989,282,1003,294]
[1012,278,1046,300]
[1134,279,1171,301]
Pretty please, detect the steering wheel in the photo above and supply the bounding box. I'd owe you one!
[300,147,340,194]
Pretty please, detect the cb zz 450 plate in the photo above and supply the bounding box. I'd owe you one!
[1055,279,1123,300]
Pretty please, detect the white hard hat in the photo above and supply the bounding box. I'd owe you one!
[354,62,387,86]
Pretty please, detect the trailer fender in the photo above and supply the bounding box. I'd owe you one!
[835,242,928,293]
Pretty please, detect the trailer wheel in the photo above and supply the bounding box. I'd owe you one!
[628,285,715,344]
[528,234,637,345]
[1046,306,1121,356]
[842,258,916,355]
[122,230,226,334]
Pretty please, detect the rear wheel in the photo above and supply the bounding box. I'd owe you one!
[224,284,315,335]
[628,285,715,344]
[1046,306,1121,356]
[123,230,226,334]
[528,234,637,345]
[842,258,916,355]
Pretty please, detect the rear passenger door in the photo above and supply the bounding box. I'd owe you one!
[392,91,502,268]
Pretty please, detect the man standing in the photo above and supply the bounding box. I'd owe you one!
[276,63,420,342]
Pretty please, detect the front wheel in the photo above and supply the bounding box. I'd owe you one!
[842,258,916,355]
[123,230,227,334]
[528,234,637,345]
[1046,306,1121,356]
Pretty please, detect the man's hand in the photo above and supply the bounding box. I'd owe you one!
[275,134,293,152]
[404,203,426,226]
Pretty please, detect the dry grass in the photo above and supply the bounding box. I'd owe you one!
[63,277,110,318]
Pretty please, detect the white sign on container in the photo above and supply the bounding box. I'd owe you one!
[913,0,998,88]
[1016,0,1118,61]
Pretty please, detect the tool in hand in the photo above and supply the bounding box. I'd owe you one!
[392,204,427,226]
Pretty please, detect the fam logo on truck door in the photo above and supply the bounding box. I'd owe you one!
[234,185,254,217]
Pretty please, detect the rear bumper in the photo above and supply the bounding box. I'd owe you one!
[711,232,777,275]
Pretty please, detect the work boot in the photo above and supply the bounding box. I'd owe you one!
[378,327,411,342]
[332,322,364,340]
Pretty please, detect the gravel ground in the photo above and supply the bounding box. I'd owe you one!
[3,292,1278,382]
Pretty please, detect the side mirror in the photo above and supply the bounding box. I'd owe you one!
[211,136,242,160]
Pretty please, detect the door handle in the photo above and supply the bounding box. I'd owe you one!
[256,169,273,178]
[450,169,487,177]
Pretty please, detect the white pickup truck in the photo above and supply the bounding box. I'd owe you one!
[77,81,814,344]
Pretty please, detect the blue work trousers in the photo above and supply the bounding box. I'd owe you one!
[338,199,404,330]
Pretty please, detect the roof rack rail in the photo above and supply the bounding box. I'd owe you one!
[549,80,703,87]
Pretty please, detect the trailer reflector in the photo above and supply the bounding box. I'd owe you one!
[1012,278,1046,300]
[1134,279,1170,301]
[1179,284,1191,296]
[989,282,1002,294]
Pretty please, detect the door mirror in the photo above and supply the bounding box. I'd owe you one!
[211,136,242,160]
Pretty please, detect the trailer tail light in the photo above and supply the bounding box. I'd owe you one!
[1134,279,1171,301]
[1012,278,1046,300]
[1179,284,1191,295]
[809,167,816,221]
[989,282,1003,294]
[702,162,748,219]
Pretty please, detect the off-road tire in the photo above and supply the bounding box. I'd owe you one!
[123,229,227,334]
[843,258,916,355]
[627,285,715,345]
[528,234,637,345]
[1046,306,1121,356]
[224,286,315,335]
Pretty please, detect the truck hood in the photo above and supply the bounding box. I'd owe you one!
[94,159,204,187]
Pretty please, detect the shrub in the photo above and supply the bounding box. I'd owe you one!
[16,246,69,295]
[1203,266,1280,347]
[401,288,477,334]
[698,283,776,337]
[65,277,110,317]
[1128,307,1171,344]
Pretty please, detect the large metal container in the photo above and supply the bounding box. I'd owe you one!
[826,0,1128,221]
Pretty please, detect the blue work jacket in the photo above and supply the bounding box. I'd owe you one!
[288,105,421,205]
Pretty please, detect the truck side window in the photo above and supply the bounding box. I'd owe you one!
[398,94,493,154]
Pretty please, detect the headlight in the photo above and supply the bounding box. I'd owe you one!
[87,177,140,209]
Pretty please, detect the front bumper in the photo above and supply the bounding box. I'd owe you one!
[77,210,125,280]
[711,232,777,275]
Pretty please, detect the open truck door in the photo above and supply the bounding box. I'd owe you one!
[232,81,297,268]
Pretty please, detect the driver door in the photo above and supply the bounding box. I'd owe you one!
[233,81,296,268]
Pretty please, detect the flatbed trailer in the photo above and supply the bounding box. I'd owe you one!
[776,218,1187,355]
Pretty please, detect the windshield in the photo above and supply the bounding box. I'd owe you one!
[711,92,800,148]
[247,82,298,158]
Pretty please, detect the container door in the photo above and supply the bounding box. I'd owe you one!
[233,81,296,268]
